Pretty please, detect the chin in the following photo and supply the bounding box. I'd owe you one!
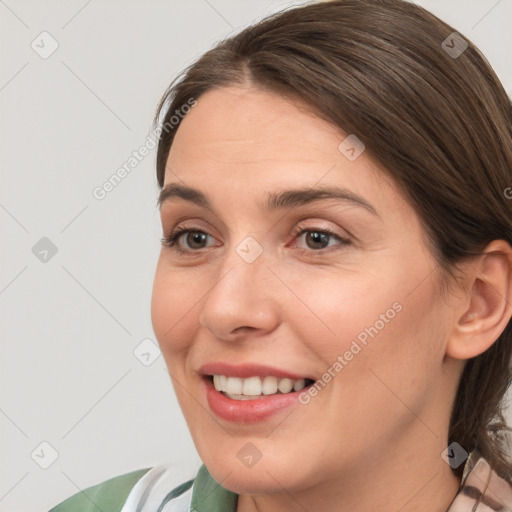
[202,449,315,496]
[216,464,300,495]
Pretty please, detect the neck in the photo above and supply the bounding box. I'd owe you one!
[236,426,462,512]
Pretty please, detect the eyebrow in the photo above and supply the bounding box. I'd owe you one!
[157,183,379,217]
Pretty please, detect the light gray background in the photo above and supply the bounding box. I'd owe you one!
[1,1,511,511]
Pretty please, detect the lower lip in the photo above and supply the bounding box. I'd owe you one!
[203,376,305,424]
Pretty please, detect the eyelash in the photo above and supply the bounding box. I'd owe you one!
[160,223,351,256]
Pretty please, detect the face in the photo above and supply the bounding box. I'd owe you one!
[151,85,460,496]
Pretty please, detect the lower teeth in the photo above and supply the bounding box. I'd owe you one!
[223,391,287,400]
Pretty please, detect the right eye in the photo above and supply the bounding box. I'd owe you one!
[161,227,219,254]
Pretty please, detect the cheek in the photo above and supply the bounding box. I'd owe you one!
[151,260,201,356]
[291,263,445,392]
[287,267,406,355]
[344,282,446,427]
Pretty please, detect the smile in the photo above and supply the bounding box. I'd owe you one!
[211,375,314,400]
[198,362,317,423]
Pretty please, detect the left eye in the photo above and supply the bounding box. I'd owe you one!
[293,229,349,251]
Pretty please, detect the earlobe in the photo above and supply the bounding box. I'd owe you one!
[446,240,512,361]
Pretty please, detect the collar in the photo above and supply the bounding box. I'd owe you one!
[447,449,512,511]
[190,464,238,511]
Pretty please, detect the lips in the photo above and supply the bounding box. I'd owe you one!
[198,362,316,423]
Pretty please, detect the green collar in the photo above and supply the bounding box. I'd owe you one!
[190,464,239,511]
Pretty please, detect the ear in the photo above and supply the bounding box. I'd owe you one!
[446,240,512,360]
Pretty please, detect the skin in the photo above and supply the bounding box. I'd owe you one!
[151,84,512,512]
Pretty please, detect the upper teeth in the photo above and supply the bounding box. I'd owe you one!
[213,375,308,396]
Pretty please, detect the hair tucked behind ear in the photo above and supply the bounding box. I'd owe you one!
[153,0,512,481]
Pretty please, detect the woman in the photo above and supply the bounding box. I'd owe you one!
[49,0,512,510]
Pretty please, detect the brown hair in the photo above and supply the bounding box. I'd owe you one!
[153,0,512,482]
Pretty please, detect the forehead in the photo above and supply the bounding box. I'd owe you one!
[165,86,389,193]
[172,87,336,165]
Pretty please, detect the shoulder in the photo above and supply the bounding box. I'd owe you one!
[47,464,200,512]
[448,450,512,511]
[47,467,153,512]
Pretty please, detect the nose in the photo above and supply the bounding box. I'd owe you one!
[198,245,280,342]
